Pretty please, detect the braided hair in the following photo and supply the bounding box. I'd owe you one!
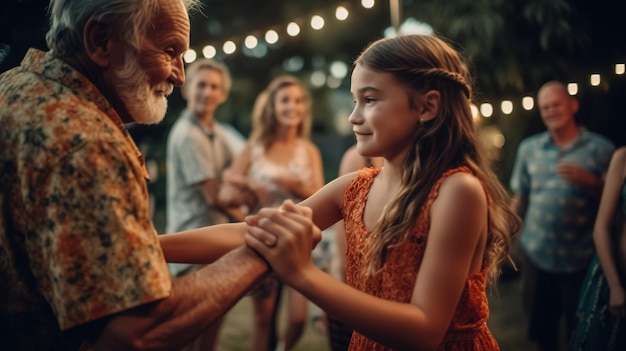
[356,34,519,285]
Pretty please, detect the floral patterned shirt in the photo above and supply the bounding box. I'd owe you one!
[0,49,171,350]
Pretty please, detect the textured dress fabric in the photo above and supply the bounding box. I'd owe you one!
[343,166,499,351]
[569,177,626,351]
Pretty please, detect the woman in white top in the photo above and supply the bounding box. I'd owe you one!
[220,75,324,351]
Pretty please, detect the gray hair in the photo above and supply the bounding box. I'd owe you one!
[184,58,232,96]
[46,0,201,58]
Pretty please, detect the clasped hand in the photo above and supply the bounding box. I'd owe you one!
[244,199,321,283]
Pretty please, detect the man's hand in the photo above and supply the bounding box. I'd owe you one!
[557,162,599,189]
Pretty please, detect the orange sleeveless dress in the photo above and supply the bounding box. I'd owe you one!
[343,166,499,351]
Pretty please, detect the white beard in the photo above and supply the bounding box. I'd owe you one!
[112,54,173,125]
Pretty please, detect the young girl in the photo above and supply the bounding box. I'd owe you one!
[570,146,626,350]
[243,34,520,350]
[327,144,384,351]
[218,75,325,351]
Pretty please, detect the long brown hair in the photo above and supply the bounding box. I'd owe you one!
[358,34,520,285]
[250,75,312,148]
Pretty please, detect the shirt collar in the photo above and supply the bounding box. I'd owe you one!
[23,49,150,180]
[541,126,590,150]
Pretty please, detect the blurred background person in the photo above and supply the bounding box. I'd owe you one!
[510,80,615,351]
[166,58,253,351]
[220,75,324,351]
[571,146,626,350]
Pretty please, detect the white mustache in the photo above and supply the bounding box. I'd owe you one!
[155,84,174,97]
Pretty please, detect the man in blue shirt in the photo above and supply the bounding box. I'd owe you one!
[510,81,615,351]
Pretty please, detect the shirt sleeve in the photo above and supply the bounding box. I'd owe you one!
[174,126,218,186]
[25,133,171,330]
[510,140,530,195]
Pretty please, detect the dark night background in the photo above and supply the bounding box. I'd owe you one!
[2,2,625,349]
[2,0,625,217]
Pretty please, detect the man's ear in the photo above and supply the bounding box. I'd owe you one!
[417,90,440,122]
[83,19,113,68]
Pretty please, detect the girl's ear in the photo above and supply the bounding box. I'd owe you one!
[417,90,440,122]
[83,19,113,68]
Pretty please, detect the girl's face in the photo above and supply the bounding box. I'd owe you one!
[349,64,420,160]
[273,84,307,128]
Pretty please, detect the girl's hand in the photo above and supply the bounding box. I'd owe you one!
[609,284,626,317]
[244,200,321,283]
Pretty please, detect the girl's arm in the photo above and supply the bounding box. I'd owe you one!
[158,153,341,266]
[159,222,248,264]
[593,147,626,316]
[246,172,487,349]
[298,172,352,231]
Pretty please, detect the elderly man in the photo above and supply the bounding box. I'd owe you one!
[0,1,287,350]
[510,80,615,351]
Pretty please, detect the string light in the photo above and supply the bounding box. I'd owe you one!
[522,96,534,111]
[311,15,325,30]
[480,103,493,118]
[335,6,349,20]
[186,2,367,64]
[286,22,300,37]
[361,0,375,9]
[501,100,513,115]
[183,49,196,63]
[202,45,216,58]
[265,30,279,44]
[590,74,601,86]
[181,1,623,125]
[244,35,258,49]
[222,41,236,55]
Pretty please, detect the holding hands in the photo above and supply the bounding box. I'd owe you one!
[244,200,321,284]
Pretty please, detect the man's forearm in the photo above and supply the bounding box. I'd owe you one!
[185,246,268,319]
[94,246,268,350]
